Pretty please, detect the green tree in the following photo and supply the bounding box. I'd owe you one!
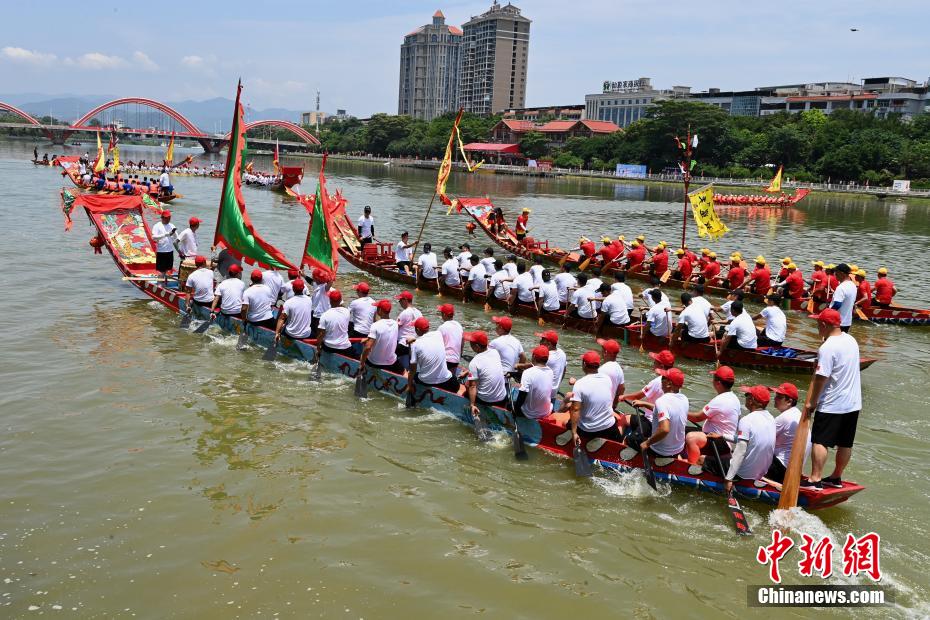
[519,131,548,159]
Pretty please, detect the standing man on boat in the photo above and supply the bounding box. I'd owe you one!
[569,351,625,445]
[765,382,811,484]
[408,318,462,394]
[464,330,509,414]
[440,248,462,289]
[241,269,277,330]
[357,205,375,246]
[176,217,201,262]
[150,210,177,280]
[210,264,245,319]
[262,268,285,304]
[872,267,897,307]
[274,279,313,341]
[394,231,415,275]
[359,299,405,374]
[436,304,463,374]
[317,289,355,358]
[515,208,531,242]
[184,255,215,313]
[395,290,422,369]
[348,282,376,338]
[802,308,862,490]
[684,365,740,465]
[158,168,173,197]
[829,263,857,333]
[753,294,787,347]
[536,330,566,399]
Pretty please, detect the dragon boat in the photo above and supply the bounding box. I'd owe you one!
[713,188,810,207]
[56,156,182,202]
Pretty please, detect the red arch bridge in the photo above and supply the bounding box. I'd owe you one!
[0,97,320,153]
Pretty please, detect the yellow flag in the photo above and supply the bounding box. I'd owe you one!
[165,133,175,166]
[436,114,459,197]
[688,184,730,240]
[110,146,120,174]
[456,126,483,173]
[765,165,783,193]
[93,131,105,173]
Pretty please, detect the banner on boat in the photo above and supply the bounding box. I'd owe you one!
[73,193,158,267]
[765,165,783,193]
[437,109,483,213]
[688,184,730,241]
[300,155,344,278]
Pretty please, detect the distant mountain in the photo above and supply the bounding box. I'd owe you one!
[4,94,304,131]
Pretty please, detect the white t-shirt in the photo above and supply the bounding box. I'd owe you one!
[395,241,413,263]
[611,282,635,310]
[396,306,423,345]
[479,257,496,273]
[761,305,787,343]
[692,296,713,318]
[571,287,596,319]
[348,296,377,335]
[519,365,555,419]
[726,311,758,349]
[243,283,275,321]
[642,376,664,411]
[438,320,463,364]
[732,409,776,481]
[554,272,577,302]
[151,221,176,253]
[441,258,461,286]
[418,252,438,279]
[701,391,741,438]
[489,270,511,299]
[319,306,351,349]
[467,263,488,293]
[215,277,245,314]
[538,281,560,311]
[311,283,331,318]
[280,280,296,301]
[832,280,858,327]
[773,406,812,466]
[641,288,670,309]
[529,264,544,286]
[601,292,631,325]
[457,251,472,269]
[467,349,507,403]
[503,262,518,279]
[159,172,170,187]
[546,347,567,398]
[512,272,536,303]
[815,333,862,413]
[186,267,215,303]
[570,373,616,433]
[176,227,197,256]
[721,300,735,320]
[651,392,689,457]
[678,302,709,339]
[357,215,374,238]
[367,319,399,366]
[410,332,453,385]
[646,301,671,337]
[489,334,524,372]
[282,294,314,338]
[262,270,284,301]
[599,360,625,399]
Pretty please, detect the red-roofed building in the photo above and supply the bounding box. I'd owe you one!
[491,118,621,147]
[398,11,463,121]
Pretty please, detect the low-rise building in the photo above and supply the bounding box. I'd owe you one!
[490,118,621,148]
[501,104,584,121]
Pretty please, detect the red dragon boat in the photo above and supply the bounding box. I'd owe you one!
[713,188,810,207]
[788,298,930,326]
[56,156,182,202]
[75,189,863,512]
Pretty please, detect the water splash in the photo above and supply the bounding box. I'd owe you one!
[593,468,673,498]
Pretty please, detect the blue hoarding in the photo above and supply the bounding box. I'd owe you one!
[615,163,647,178]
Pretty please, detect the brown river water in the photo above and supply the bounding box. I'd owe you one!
[1,142,928,618]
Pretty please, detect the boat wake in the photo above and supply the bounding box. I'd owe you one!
[594,468,673,498]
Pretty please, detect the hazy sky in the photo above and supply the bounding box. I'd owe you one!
[2,0,928,115]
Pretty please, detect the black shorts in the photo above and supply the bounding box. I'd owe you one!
[682,330,711,343]
[699,436,732,458]
[727,338,755,351]
[447,360,461,374]
[396,260,412,272]
[579,424,623,443]
[840,325,851,333]
[248,317,277,330]
[414,373,461,394]
[476,396,510,410]
[757,329,783,347]
[366,358,405,374]
[155,251,174,273]
[811,410,859,449]
[765,458,787,483]
[348,326,369,339]
[192,299,212,308]
[321,342,356,358]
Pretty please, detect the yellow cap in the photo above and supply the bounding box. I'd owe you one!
[856,269,866,277]
[782,257,791,264]
[787,262,797,269]
[636,234,645,241]
[709,251,717,259]
[522,207,531,213]
[878,267,888,275]
[754,255,766,264]
[849,264,859,272]
[675,248,685,256]
[631,240,640,247]
[826,263,836,270]
[812,260,824,267]
[617,235,625,241]
[730,254,740,262]
[601,235,612,243]
[732,251,743,258]
[701,248,710,255]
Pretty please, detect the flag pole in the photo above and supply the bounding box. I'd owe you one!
[680,125,693,250]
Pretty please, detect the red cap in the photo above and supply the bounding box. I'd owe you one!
[649,349,676,367]
[394,290,413,302]
[413,317,430,331]
[292,279,305,292]
[771,382,799,400]
[250,269,264,282]
[372,299,392,313]
[581,350,601,366]
[327,289,342,304]
[161,210,171,218]
[739,385,771,405]
[531,345,550,361]
[436,303,455,316]
[535,330,559,344]
[463,330,489,346]
[287,269,299,279]
[710,365,735,382]
[189,216,201,225]
[657,367,685,388]
[492,316,513,330]
[809,308,841,326]
[194,255,207,266]
[354,282,370,294]
[312,268,331,283]
[596,338,620,354]
[227,264,242,275]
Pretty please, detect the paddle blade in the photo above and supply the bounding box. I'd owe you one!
[236,332,249,351]
[484,303,491,313]
[193,318,213,333]
[573,444,593,477]
[578,257,591,272]
[512,422,528,460]
[262,343,278,361]
[660,269,671,283]
[354,368,368,398]
[855,307,868,321]
[727,491,753,536]
[537,317,545,326]
[777,413,811,510]
[640,448,658,490]
[806,298,815,313]
[470,407,493,442]
[405,388,416,409]
[179,309,192,328]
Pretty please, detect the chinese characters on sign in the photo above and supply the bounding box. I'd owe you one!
[602,79,646,93]
[757,532,882,584]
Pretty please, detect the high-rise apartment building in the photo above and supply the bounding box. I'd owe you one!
[460,2,531,115]
[397,11,463,121]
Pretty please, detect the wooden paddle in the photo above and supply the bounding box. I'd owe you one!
[806,297,816,313]
[470,405,494,442]
[710,439,752,535]
[855,307,868,321]
[263,339,278,361]
[312,347,324,381]
[578,256,592,272]
[179,298,193,329]
[405,383,416,408]
[505,378,528,460]
[660,269,671,283]
[638,307,646,352]
[628,404,657,490]
[354,365,368,398]
[573,441,593,478]
[193,313,214,334]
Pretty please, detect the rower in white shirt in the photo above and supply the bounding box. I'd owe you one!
[436,303,464,373]
[359,299,405,374]
[569,350,625,445]
[536,330,566,399]
[274,278,314,340]
[630,368,689,458]
[241,269,278,330]
[765,382,811,483]
[516,346,561,422]
[640,278,670,309]
[753,293,787,347]
[644,289,672,338]
[395,231,415,275]
[596,338,625,409]
[415,243,439,285]
[280,269,300,301]
[310,268,332,336]
[531,270,561,312]
[175,217,201,259]
[440,248,462,289]
[488,261,513,301]
[407,317,462,394]
[610,272,635,314]
[394,290,422,369]
[719,301,758,355]
[489,316,527,375]
[317,289,354,357]
[262,268,285,303]
[707,385,776,492]
[456,243,473,270]
[621,349,676,431]
[464,330,509,413]
[595,286,632,333]
[210,264,245,318]
[529,255,545,286]
[479,248,496,273]
[502,255,519,279]
[566,273,596,319]
[464,255,489,300]
[685,365,740,464]
[184,255,215,312]
[553,264,577,305]
[348,282,376,338]
[508,262,536,309]
[673,292,711,344]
